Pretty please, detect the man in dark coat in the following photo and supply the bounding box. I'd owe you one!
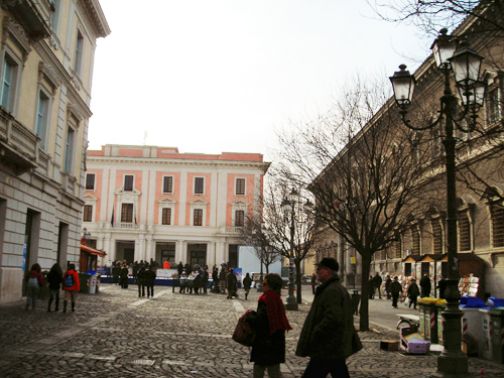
[420,274,431,297]
[407,278,420,309]
[226,268,238,299]
[385,275,392,300]
[390,276,402,309]
[144,266,156,298]
[296,258,356,378]
[373,272,383,299]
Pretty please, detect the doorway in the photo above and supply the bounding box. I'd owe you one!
[116,241,135,263]
[188,243,207,267]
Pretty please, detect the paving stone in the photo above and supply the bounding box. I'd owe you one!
[0,284,503,377]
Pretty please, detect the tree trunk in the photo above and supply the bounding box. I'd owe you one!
[359,252,371,332]
[295,260,302,304]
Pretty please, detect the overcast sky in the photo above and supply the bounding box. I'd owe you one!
[89,0,430,160]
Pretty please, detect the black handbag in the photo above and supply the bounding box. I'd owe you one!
[351,326,363,355]
[232,310,256,347]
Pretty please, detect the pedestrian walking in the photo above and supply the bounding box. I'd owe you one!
[137,265,146,297]
[47,263,63,312]
[119,263,129,289]
[62,263,80,313]
[25,263,45,311]
[311,272,317,295]
[226,268,238,299]
[390,276,402,309]
[373,272,383,299]
[243,272,252,300]
[368,275,375,299]
[384,275,392,300]
[407,278,420,309]
[249,273,291,378]
[296,257,361,378]
[145,265,156,298]
[420,274,431,297]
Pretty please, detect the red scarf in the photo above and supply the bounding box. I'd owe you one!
[259,290,292,335]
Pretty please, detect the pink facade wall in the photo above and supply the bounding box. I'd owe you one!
[154,171,181,225]
[185,173,211,226]
[115,170,143,223]
[84,169,103,221]
[226,174,255,226]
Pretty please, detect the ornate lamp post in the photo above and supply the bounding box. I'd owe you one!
[390,29,486,375]
[281,188,300,311]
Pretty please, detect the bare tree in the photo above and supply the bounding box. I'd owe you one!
[247,181,317,305]
[277,79,431,331]
[238,212,281,280]
[369,0,504,36]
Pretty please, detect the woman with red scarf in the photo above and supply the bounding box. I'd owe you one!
[249,273,291,378]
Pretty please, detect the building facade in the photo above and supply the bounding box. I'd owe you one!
[83,145,269,268]
[312,8,504,296]
[0,0,109,303]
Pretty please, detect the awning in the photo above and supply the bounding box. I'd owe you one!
[418,253,446,263]
[80,244,106,257]
[401,255,423,263]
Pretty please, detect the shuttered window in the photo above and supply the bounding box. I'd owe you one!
[458,211,471,252]
[121,203,133,223]
[83,205,93,222]
[491,202,504,248]
[193,209,203,226]
[432,218,443,254]
[162,208,172,225]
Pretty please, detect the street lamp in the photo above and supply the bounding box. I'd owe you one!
[281,188,300,311]
[390,28,486,375]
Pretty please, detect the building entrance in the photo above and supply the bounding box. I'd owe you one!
[156,242,175,267]
[116,241,135,263]
[188,243,207,267]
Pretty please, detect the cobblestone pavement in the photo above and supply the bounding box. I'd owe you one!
[0,285,503,377]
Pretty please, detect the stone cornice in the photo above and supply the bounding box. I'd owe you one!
[87,156,270,171]
[81,0,111,38]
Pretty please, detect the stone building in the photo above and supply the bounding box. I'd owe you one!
[83,145,269,268]
[312,7,504,296]
[0,0,109,303]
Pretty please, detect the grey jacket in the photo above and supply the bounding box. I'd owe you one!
[296,275,354,359]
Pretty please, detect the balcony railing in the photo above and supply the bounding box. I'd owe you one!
[225,226,243,234]
[0,108,37,174]
[115,222,139,230]
[2,0,52,40]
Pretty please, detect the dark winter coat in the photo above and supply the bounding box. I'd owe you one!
[144,269,156,286]
[295,275,354,359]
[47,268,63,290]
[249,301,286,365]
[407,282,420,299]
[420,275,431,297]
[243,275,252,290]
[385,277,392,292]
[390,280,402,296]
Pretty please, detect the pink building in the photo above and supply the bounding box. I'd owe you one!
[82,145,269,268]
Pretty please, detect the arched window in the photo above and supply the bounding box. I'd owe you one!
[490,202,504,248]
[431,217,443,254]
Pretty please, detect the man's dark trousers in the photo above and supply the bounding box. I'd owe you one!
[302,357,349,378]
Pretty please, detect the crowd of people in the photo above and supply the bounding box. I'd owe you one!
[368,272,433,309]
[24,262,81,313]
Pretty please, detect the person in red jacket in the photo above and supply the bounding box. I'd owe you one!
[62,263,80,313]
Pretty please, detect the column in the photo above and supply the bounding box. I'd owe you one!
[207,242,215,267]
[215,241,226,266]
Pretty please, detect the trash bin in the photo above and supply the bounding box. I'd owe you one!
[480,308,492,360]
[88,274,98,294]
[489,308,504,363]
[351,290,361,316]
[418,299,438,344]
[436,299,447,345]
[460,302,485,356]
[79,273,91,293]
